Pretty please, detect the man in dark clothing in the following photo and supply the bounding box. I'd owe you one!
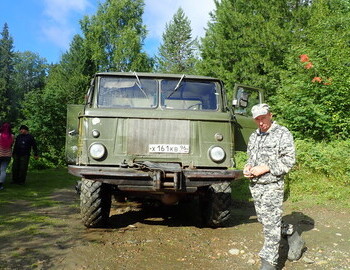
[12,125,38,185]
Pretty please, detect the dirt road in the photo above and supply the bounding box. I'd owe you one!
[1,188,349,270]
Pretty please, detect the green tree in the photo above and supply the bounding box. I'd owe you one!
[11,51,48,121]
[21,35,95,165]
[20,0,155,166]
[273,0,350,140]
[197,0,307,98]
[0,23,14,121]
[81,0,152,72]
[155,7,197,73]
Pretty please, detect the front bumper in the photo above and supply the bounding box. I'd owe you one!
[68,165,243,193]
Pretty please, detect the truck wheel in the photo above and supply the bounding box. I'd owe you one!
[201,182,232,227]
[80,179,111,228]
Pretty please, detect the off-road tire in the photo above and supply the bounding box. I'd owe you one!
[80,179,112,228]
[200,182,232,227]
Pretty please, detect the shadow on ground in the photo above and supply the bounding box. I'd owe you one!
[108,198,257,229]
[0,189,81,270]
[277,211,315,269]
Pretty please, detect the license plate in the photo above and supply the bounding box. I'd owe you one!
[149,144,189,154]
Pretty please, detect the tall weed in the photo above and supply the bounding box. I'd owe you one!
[232,139,350,208]
[294,139,350,185]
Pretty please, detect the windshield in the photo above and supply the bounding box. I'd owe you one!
[96,76,219,111]
[98,77,157,108]
[161,79,218,110]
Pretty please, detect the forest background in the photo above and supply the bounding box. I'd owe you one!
[0,0,349,205]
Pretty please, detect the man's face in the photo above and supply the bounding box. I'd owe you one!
[20,129,28,135]
[254,113,272,132]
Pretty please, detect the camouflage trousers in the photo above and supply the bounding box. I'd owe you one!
[249,181,293,266]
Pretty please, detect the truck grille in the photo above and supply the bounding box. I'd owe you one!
[126,119,190,154]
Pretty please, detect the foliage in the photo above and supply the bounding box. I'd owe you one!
[272,0,350,140]
[80,0,152,72]
[0,24,48,125]
[233,150,247,170]
[0,23,14,121]
[20,35,94,165]
[231,139,350,208]
[11,51,48,122]
[197,0,300,97]
[293,139,350,185]
[198,0,350,141]
[155,8,198,73]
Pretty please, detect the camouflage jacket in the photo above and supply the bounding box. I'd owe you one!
[246,122,295,184]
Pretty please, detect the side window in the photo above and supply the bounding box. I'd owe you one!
[232,84,264,152]
[233,85,262,117]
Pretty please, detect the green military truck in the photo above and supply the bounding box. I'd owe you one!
[66,72,263,228]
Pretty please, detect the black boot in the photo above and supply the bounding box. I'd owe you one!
[287,231,305,261]
[75,180,82,195]
[259,258,276,270]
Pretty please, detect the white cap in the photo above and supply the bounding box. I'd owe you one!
[251,103,270,119]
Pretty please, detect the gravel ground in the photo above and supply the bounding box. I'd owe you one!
[0,189,349,270]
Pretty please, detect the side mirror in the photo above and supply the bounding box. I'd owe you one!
[232,83,265,116]
[233,91,249,108]
[239,92,249,107]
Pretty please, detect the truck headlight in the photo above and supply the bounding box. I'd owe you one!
[209,146,226,162]
[89,143,106,160]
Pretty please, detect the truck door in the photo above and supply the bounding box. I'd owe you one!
[65,104,84,164]
[232,84,264,151]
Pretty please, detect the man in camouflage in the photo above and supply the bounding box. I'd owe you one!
[244,104,305,270]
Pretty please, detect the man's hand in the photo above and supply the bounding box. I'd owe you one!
[243,165,253,178]
[249,165,270,177]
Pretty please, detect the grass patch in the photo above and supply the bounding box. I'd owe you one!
[0,168,79,238]
[231,178,251,202]
[0,168,80,268]
[0,213,56,237]
[286,169,350,208]
[232,140,350,209]
[0,168,78,206]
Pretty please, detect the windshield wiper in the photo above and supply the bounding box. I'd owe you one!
[167,74,185,99]
[133,71,149,98]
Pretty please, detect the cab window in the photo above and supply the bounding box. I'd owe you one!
[160,79,219,111]
[98,77,158,108]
